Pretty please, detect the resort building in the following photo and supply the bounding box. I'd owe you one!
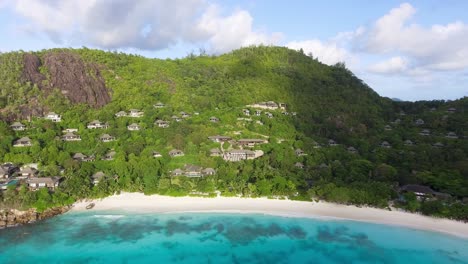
[404,140,415,146]
[153,102,165,108]
[10,122,26,131]
[87,120,109,129]
[447,107,456,113]
[223,149,256,162]
[169,149,184,157]
[127,123,141,131]
[180,112,190,118]
[128,109,144,118]
[328,139,338,146]
[27,177,61,190]
[171,164,216,178]
[62,132,81,141]
[208,135,232,143]
[295,162,305,169]
[155,120,170,128]
[419,129,431,136]
[115,111,127,117]
[152,151,162,158]
[102,150,116,161]
[18,167,38,178]
[415,119,425,125]
[446,132,458,139]
[13,137,32,147]
[172,115,182,122]
[380,141,392,148]
[44,112,61,122]
[295,149,306,156]
[92,171,106,185]
[210,148,222,157]
[100,134,116,142]
[209,116,219,123]
[237,139,268,147]
[347,147,358,154]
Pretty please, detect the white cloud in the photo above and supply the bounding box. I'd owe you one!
[356,2,468,72]
[286,40,349,65]
[194,5,282,53]
[368,56,408,74]
[3,0,280,53]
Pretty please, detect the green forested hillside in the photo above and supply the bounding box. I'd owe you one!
[0,46,467,219]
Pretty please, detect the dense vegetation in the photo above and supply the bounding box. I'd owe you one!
[0,46,467,220]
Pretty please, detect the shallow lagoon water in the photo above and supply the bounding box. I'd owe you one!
[0,211,467,263]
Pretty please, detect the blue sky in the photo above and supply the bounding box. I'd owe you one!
[0,0,467,101]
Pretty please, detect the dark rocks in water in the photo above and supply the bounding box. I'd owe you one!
[21,51,111,108]
[0,206,70,229]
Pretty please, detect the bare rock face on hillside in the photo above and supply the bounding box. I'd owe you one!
[21,52,111,108]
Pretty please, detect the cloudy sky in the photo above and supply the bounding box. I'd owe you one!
[0,0,467,101]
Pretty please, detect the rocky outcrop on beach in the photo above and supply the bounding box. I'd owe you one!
[0,206,70,228]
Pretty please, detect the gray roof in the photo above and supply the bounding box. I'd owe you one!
[92,171,106,179]
[401,184,434,194]
[27,177,60,184]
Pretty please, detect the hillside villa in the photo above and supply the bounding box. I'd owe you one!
[128,109,144,117]
[44,112,61,122]
[100,134,116,142]
[153,102,165,108]
[87,120,109,129]
[155,120,170,128]
[169,149,184,157]
[62,132,81,141]
[223,149,256,161]
[237,139,268,147]
[171,164,216,178]
[27,177,61,190]
[10,122,26,131]
[208,135,232,143]
[13,137,32,147]
[127,123,141,131]
[115,111,127,117]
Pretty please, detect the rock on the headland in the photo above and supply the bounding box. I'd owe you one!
[0,206,70,229]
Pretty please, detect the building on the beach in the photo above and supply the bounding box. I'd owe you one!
[92,171,106,185]
[27,177,61,190]
[44,112,61,122]
[10,122,26,131]
[13,137,32,147]
[169,149,184,157]
[171,164,216,177]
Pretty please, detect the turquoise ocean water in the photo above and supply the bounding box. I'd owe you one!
[0,211,467,263]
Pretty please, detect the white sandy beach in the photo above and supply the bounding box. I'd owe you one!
[72,192,468,238]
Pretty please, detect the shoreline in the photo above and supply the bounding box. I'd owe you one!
[71,192,468,239]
